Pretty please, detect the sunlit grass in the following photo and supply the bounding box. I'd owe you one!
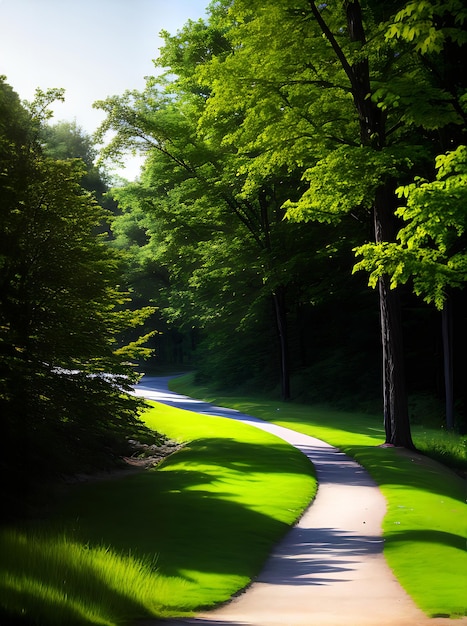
[170,373,467,618]
[341,445,467,618]
[1,400,315,625]
[4,372,465,624]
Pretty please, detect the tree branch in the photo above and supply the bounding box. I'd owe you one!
[306,1,355,85]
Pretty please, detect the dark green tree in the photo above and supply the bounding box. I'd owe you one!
[0,79,154,508]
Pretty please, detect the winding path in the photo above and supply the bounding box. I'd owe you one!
[133,376,465,626]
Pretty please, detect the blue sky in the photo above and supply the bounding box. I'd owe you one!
[0,0,210,178]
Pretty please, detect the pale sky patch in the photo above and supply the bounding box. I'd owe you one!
[0,0,209,179]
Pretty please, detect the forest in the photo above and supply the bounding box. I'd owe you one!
[93,0,467,442]
[1,0,466,506]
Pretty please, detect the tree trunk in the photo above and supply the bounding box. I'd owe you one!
[347,0,413,448]
[441,298,455,430]
[377,275,414,447]
[273,286,291,400]
[452,290,467,432]
[374,185,414,449]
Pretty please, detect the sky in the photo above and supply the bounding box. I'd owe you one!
[0,0,210,179]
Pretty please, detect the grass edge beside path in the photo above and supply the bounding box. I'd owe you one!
[170,374,467,619]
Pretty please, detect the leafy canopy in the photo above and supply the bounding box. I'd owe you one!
[354,145,467,309]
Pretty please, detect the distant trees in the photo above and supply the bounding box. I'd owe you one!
[94,0,467,442]
[94,15,364,402]
[40,120,109,203]
[0,78,154,507]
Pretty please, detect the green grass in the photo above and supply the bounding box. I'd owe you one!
[170,373,467,618]
[0,400,315,625]
[0,529,189,625]
[414,428,467,474]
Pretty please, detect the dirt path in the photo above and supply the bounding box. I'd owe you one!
[134,376,466,626]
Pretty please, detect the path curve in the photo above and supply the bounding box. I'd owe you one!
[133,376,465,626]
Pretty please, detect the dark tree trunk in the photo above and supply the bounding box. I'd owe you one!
[374,184,414,448]
[442,297,455,430]
[273,285,291,400]
[452,290,467,432]
[377,275,413,447]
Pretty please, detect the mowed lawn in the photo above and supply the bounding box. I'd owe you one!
[170,374,467,619]
[2,375,465,624]
[0,400,315,625]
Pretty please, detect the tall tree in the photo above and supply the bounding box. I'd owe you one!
[196,0,465,446]
[354,0,467,429]
[355,147,467,427]
[194,1,415,445]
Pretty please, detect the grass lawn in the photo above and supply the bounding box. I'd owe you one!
[0,400,315,625]
[170,373,467,619]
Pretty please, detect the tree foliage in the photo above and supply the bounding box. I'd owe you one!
[93,0,467,440]
[0,79,155,507]
[190,0,421,445]
[355,145,467,309]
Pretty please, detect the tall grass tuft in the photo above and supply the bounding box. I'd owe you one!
[0,529,190,625]
[412,428,467,475]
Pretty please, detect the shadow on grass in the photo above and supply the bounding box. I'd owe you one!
[333,445,466,503]
[42,437,313,583]
[0,577,148,626]
[384,529,466,551]
[1,440,299,625]
[138,479,290,579]
[181,438,312,476]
